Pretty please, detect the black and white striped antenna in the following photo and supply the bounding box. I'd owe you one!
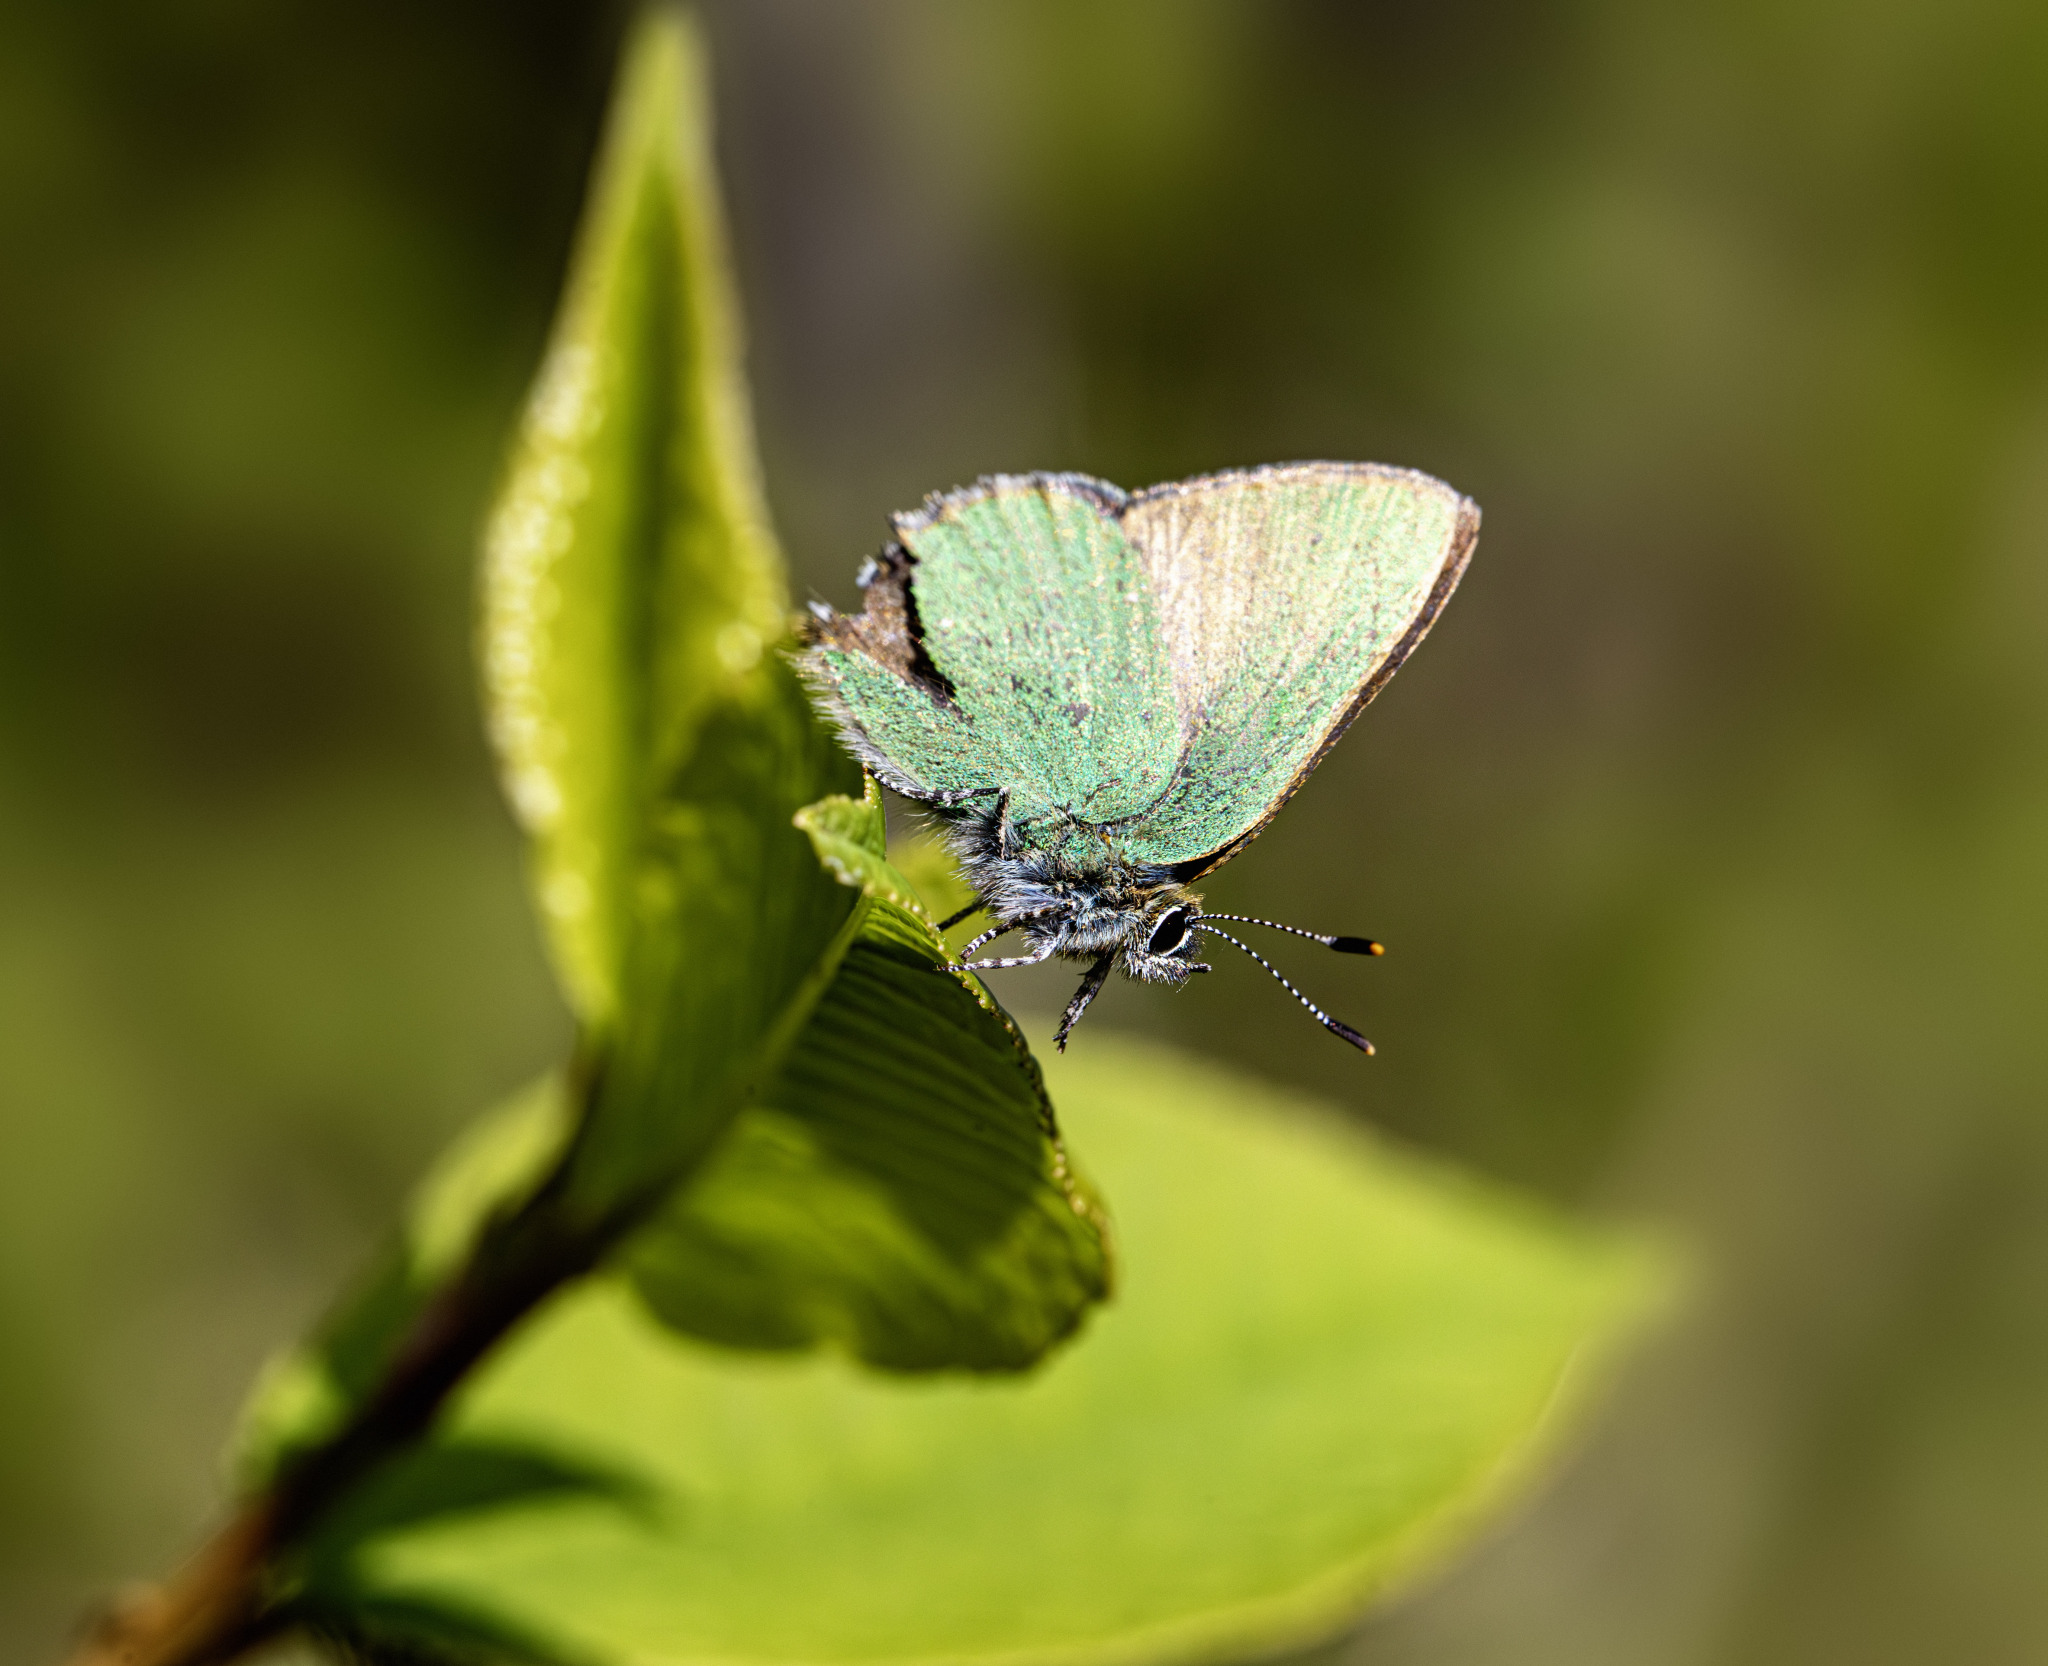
[1196,913,1383,957]
[1197,923,1376,1053]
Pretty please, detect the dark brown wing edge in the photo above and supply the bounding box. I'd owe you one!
[1165,491,1482,883]
[793,471,1134,806]
[798,469,1134,709]
[798,542,961,711]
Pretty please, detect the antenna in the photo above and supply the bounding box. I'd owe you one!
[1197,913,1383,956]
[1198,925,1375,1054]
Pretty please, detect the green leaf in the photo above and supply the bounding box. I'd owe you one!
[480,6,787,1028]
[282,1035,1668,1666]
[237,788,1109,1479]
[791,786,928,920]
[237,13,881,1475]
[476,5,864,1217]
[623,784,1111,1370]
[234,1076,581,1482]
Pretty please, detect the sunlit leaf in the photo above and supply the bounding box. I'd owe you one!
[239,785,1111,1485]
[474,6,863,1219]
[280,1035,1666,1666]
[236,10,869,1476]
[481,7,785,1026]
[626,779,1110,1371]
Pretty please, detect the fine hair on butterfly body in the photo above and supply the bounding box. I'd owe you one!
[797,461,1479,1051]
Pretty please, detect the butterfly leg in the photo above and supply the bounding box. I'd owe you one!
[1054,954,1116,1052]
[961,941,1060,971]
[958,942,1056,967]
[957,921,1008,961]
[957,908,1061,964]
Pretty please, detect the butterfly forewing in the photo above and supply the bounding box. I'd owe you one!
[1110,462,1477,873]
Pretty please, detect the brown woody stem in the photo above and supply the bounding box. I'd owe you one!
[64,1057,627,1666]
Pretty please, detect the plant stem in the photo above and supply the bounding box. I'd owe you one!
[64,1061,623,1666]
[63,1501,284,1666]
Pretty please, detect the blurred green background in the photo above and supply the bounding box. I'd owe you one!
[4,1,2047,1661]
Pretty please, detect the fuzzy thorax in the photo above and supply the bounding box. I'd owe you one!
[939,800,1205,986]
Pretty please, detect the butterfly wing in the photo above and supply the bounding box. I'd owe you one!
[1110,461,1478,875]
[799,474,1183,848]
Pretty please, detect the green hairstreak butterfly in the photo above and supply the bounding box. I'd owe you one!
[798,461,1479,1051]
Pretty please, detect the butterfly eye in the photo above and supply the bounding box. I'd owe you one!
[1147,906,1193,955]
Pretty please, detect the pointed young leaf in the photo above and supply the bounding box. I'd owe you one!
[481,7,788,1028]
[478,7,864,1218]
[233,14,875,1476]
[791,781,929,920]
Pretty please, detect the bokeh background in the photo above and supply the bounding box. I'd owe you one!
[5,1,2047,1660]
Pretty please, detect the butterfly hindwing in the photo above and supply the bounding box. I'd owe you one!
[802,546,990,801]
[802,475,1183,850]
[1110,462,1478,873]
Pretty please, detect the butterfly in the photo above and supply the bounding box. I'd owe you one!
[797,461,1478,1052]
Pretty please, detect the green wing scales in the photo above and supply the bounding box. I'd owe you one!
[802,474,1182,857]
[798,463,1477,875]
[1115,462,1478,873]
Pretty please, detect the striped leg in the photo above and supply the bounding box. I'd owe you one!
[956,909,1059,967]
[962,939,1059,971]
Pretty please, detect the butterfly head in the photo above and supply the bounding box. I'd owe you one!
[1016,865,1208,988]
[1118,896,1209,986]
[1044,887,1388,1056]
[953,857,1385,1056]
